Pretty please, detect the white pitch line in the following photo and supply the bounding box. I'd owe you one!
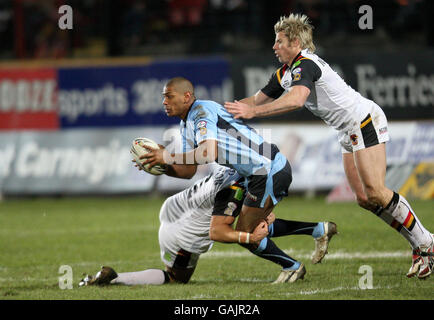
[0,225,156,237]
[0,250,411,277]
[286,284,400,296]
[187,284,401,299]
[17,260,141,271]
[0,277,53,283]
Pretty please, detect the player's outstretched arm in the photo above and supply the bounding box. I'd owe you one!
[225,85,310,119]
[238,90,275,107]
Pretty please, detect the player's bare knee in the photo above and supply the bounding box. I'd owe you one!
[365,189,383,207]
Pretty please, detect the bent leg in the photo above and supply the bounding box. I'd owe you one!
[236,197,300,271]
[110,265,193,285]
[165,265,196,284]
[112,269,171,285]
[269,219,325,238]
[354,144,431,248]
[236,197,274,234]
[344,149,414,246]
[353,143,392,207]
[343,152,377,211]
[111,247,197,285]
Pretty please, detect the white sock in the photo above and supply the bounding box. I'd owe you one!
[376,209,418,249]
[383,192,432,248]
[110,269,168,285]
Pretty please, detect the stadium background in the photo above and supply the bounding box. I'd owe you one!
[0,0,432,199]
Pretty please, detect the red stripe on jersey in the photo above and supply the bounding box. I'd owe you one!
[295,55,305,62]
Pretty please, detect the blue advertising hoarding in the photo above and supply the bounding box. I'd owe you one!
[57,57,231,128]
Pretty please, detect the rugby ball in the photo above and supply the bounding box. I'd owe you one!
[130,137,167,175]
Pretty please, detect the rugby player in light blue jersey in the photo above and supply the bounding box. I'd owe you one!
[142,77,337,283]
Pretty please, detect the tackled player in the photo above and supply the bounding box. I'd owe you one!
[80,167,337,286]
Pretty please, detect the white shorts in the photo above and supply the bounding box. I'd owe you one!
[158,221,201,269]
[338,103,390,153]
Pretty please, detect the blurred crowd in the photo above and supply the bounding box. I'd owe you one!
[0,0,432,59]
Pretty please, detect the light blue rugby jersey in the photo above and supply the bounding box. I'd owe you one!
[180,100,286,177]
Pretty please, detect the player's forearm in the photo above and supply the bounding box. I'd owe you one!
[239,95,256,107]
[209,223,251,244]
[252,86,308,117]
[240,90,274,107]
[253,96,303,118]
[169,141,217,166]
[210,222,265,245]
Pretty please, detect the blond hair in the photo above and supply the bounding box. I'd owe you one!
[274,14,315,53]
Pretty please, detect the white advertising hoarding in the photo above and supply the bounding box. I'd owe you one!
[0,121,432,194]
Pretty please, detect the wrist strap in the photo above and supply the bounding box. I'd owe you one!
[238,232,250,244]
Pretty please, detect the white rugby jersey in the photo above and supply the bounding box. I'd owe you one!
[159,167,240,254]
[261,49,376,130]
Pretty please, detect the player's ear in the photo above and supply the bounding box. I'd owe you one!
[291,38,300,48]
[184,91,192,102]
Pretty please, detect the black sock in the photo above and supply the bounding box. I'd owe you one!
[270,218,319,237]
[252,237,299,270]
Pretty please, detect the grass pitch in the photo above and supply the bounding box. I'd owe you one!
[0,195,432,300]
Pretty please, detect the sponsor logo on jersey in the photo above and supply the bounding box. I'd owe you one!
[224,202,237,216]
[292,67,302,75]
[350,134,358,146]
[197,120,207,128]
[234,188,244,201]
[379,127,388,134]
[197,120,207,135]
[292,67,302,81]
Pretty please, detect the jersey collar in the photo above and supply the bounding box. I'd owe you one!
[289,51,303,68]
[181,99,197,124]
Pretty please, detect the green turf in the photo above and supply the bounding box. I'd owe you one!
[0,196,432,300]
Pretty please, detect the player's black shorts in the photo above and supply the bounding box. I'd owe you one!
[212,182,245,218]
[244,160,292,208]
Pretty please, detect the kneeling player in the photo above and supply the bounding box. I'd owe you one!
[80,167,337,286]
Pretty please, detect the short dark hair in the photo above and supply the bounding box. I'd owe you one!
[166,77,194,95]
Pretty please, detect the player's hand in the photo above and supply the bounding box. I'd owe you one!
[224,100,255,119]
[131,159,143,171]
[140,145,167,168]
[250,221,269,245]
